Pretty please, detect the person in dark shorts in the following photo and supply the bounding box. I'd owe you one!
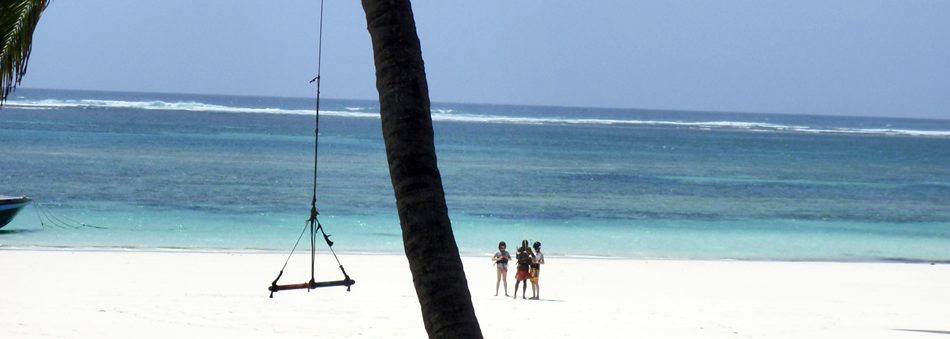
[529,241,545,300]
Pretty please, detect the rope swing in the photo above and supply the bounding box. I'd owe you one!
[268,0,355,298]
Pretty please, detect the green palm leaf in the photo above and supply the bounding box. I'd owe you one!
[1,0,51,106]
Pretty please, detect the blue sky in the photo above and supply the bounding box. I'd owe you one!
[21,0,950,119]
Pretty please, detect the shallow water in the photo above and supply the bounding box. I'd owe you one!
[2,89,949,261]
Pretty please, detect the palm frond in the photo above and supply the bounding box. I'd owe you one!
[1,0,51,107]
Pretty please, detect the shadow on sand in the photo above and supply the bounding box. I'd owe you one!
[511,298,566,303]
[894,329,950,336]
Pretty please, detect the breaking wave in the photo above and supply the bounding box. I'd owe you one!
[6,98,949,137]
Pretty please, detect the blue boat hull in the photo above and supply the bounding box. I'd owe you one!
[0,197,32,229]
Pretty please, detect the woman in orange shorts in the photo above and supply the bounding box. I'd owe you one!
[513,240,534,299]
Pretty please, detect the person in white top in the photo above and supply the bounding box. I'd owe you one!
[529,241,545,300]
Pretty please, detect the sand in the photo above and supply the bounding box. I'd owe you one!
[1,249,948,338]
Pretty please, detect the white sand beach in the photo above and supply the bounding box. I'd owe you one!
[1,249,948,338]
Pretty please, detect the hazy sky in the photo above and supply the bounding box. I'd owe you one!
[21,0,950,119]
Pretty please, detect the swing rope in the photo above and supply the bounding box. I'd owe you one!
[269,0,354,298]
[308,0,325,283]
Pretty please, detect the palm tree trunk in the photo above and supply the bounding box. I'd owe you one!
[360,1,483,338]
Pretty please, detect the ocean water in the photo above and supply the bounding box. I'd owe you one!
[2,88,949,262]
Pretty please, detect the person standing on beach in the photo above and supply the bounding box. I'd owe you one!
[492,241,512,296]
[513,240,534,299]
[529,241,545,300]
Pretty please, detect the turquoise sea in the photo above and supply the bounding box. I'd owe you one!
[2,89,949,262]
